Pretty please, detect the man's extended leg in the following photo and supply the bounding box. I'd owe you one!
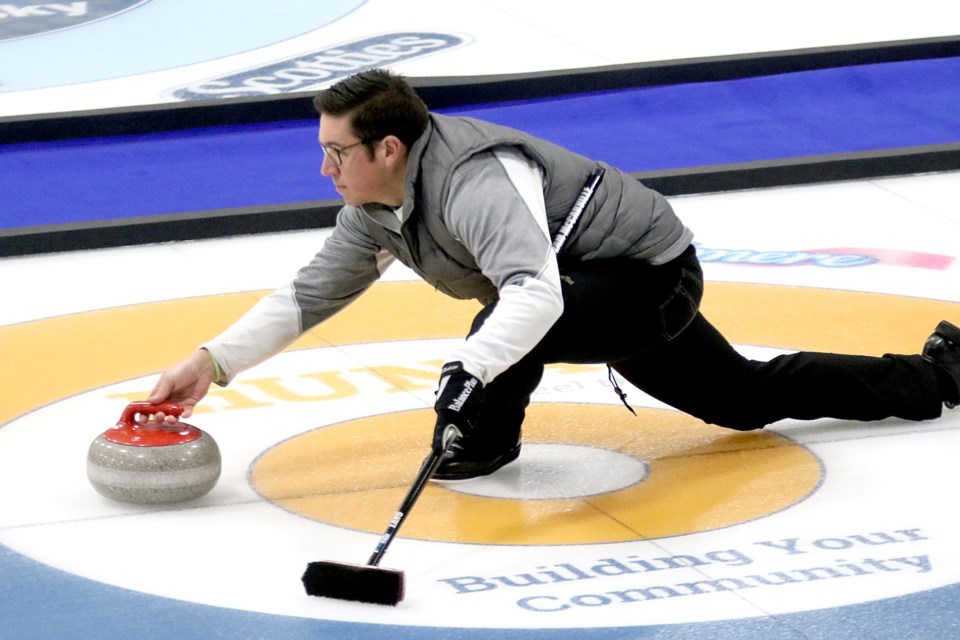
[612,313,947,431]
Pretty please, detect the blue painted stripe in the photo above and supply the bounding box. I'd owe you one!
[2,56,959,231]
[2,540,958,640]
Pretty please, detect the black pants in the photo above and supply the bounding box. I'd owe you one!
[468,246,944,452]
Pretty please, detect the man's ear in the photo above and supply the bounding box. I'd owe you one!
[380,135,406,165]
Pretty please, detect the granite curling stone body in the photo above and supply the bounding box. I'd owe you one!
[87,402,221,504]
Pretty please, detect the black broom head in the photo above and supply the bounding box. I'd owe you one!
[302,560,405,606]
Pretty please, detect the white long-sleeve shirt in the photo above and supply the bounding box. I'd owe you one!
[204,148,562,386]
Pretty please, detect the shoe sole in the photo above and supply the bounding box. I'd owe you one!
[431,446,521,482]
[929,321,960,410]
[935,320,960,343]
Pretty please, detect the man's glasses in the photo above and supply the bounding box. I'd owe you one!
[321,139,369,167]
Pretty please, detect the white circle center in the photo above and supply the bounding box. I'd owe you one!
[442,443,648,500]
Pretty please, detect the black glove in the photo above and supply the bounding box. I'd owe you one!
[433,361,483,452]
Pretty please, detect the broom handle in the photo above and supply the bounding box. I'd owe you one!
[367,424,462,567]
[365,170,603,567]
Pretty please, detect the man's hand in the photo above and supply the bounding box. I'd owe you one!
[146,349,218,424]
[433,362,483,452]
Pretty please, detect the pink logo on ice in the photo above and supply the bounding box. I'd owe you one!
[697,244,954,270]
[810,248,954,270]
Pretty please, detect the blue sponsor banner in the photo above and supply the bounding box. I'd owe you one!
[169,32,466,100]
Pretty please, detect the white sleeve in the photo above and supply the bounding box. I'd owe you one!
[444,148,563,384]
[201,284,302,384]
[202,207,390,384]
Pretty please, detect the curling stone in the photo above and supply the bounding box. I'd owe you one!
[87,402,221,505]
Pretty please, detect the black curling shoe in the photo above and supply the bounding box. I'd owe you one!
[922,320,960,409]
[433,443,522,481]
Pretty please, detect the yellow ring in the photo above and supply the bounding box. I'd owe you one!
[3,281,956,545]
[251,404,822,544]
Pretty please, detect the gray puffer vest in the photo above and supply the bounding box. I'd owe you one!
[359,113,692,303]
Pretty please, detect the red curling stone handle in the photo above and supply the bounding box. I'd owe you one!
[103,402,202,446]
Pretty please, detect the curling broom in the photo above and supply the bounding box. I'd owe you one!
[302,424,461,606]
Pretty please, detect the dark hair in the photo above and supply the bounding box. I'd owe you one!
[313,69,429,150]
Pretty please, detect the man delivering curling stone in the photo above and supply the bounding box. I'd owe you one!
[149,68,960,484]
